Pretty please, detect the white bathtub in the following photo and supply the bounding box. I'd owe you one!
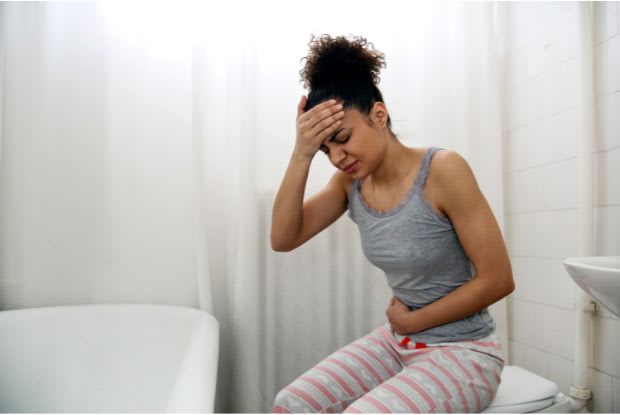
[0,304,219,413]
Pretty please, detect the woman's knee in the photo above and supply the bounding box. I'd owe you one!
[272,384,326,413]
[272,388,302,413]
[272,377,355,413]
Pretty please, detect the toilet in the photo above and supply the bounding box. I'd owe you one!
[483,366,572,413]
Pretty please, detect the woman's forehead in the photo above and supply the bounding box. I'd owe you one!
[341,108,365,126]
[342,108,362,123]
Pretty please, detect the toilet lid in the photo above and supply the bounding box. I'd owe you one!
[485,366,559,412]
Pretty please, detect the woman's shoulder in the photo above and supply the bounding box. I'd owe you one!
[328,170,356,198]
[406,146,467,172]
[428,148,480,205]
[423,148,479,214]
[430,148,474,179]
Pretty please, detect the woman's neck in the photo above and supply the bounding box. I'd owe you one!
[370,141,413,187]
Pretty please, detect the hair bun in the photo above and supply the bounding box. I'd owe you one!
[300,34,386,90]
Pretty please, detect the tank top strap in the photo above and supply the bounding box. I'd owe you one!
[415,147,445,189]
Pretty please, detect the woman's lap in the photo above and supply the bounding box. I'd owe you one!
[272,325,504,413]
[344,347,503,413]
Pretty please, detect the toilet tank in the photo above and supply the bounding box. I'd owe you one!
[0,304,219,413]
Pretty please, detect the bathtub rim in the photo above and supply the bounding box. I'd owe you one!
[0,303,219,413]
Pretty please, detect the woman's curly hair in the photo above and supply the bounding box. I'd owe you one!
[299,34,393,131]
[299,34,386,90]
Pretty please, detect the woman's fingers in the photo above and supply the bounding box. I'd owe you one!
[294,98,345,158]
[298,99,339,125]
[310,110,344,139]
[309,103,343,130]
[297,95,307,118]
[298,100,344,138]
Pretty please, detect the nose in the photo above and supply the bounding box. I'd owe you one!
[328,145,347,167]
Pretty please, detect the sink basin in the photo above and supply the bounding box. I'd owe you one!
[564,256,620,318]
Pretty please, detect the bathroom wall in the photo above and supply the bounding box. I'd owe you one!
[502,2,620,412]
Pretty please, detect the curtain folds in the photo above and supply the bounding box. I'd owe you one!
[0,2,507,412]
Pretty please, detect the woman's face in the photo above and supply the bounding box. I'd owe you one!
[319,103,389,178]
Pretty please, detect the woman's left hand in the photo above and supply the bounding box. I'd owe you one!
[386,296,413,335]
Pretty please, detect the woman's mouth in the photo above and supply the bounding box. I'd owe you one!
[342,161,358,174]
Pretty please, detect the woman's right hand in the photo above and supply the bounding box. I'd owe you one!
[294,96,345,160]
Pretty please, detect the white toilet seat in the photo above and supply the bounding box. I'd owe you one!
[483,366,561,413]
[484,396,556,413]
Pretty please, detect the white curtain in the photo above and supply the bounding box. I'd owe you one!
[0,1,507,412]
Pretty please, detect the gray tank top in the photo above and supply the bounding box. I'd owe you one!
[347,147,495,343]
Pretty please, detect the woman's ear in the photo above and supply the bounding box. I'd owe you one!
[370,102,389,129]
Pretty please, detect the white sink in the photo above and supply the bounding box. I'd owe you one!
[564,256,620,318]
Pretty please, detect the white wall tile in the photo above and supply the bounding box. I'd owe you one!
[534,305,575,360]
[543,158,580,210]
[506,213,535,256]
[529,30,553,81]
[541,58,579,119]
[595,91,620,152]
[506,168,544,213]
[506,114,577,170]
[592,315,620,378]
[595,148,620,206]
[594,1,619,45]
[548,6,579,67]
[517,77,545,127]
[588,368,614,413]
[509,299,576,361]
[594,35,620,98]
[508,297,537,343]
[546,357,617,412]
[533,209,579,259]
[546,353,574,396]
[511,257,549,303]
[594,205,620,256]
[505,129,530,171]
[524,167,546,212]
[504,4,619,412]
[509,339,547,374]
[509,2,571,41]
[550,108,581,161]
[526,121,552,166]
[504,5,574,88]
[509,257,576,311]
[508,3,542,47]
[533,109,580,166]
[526,121,552,168]
[512,21,553,85]
[547,258,577,310]
[507,45,532,89]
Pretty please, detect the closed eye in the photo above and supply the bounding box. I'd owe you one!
[320,130,351,155]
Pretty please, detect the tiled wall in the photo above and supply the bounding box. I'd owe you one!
[502,2,620,412]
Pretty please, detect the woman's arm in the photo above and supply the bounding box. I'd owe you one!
[387,150,514,334]
[271,97,349,252]
[271,164,350,252]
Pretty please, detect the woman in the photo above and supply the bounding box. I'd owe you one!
[270,34,514,413]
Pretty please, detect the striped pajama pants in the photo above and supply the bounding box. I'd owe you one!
[272,323,504,413]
